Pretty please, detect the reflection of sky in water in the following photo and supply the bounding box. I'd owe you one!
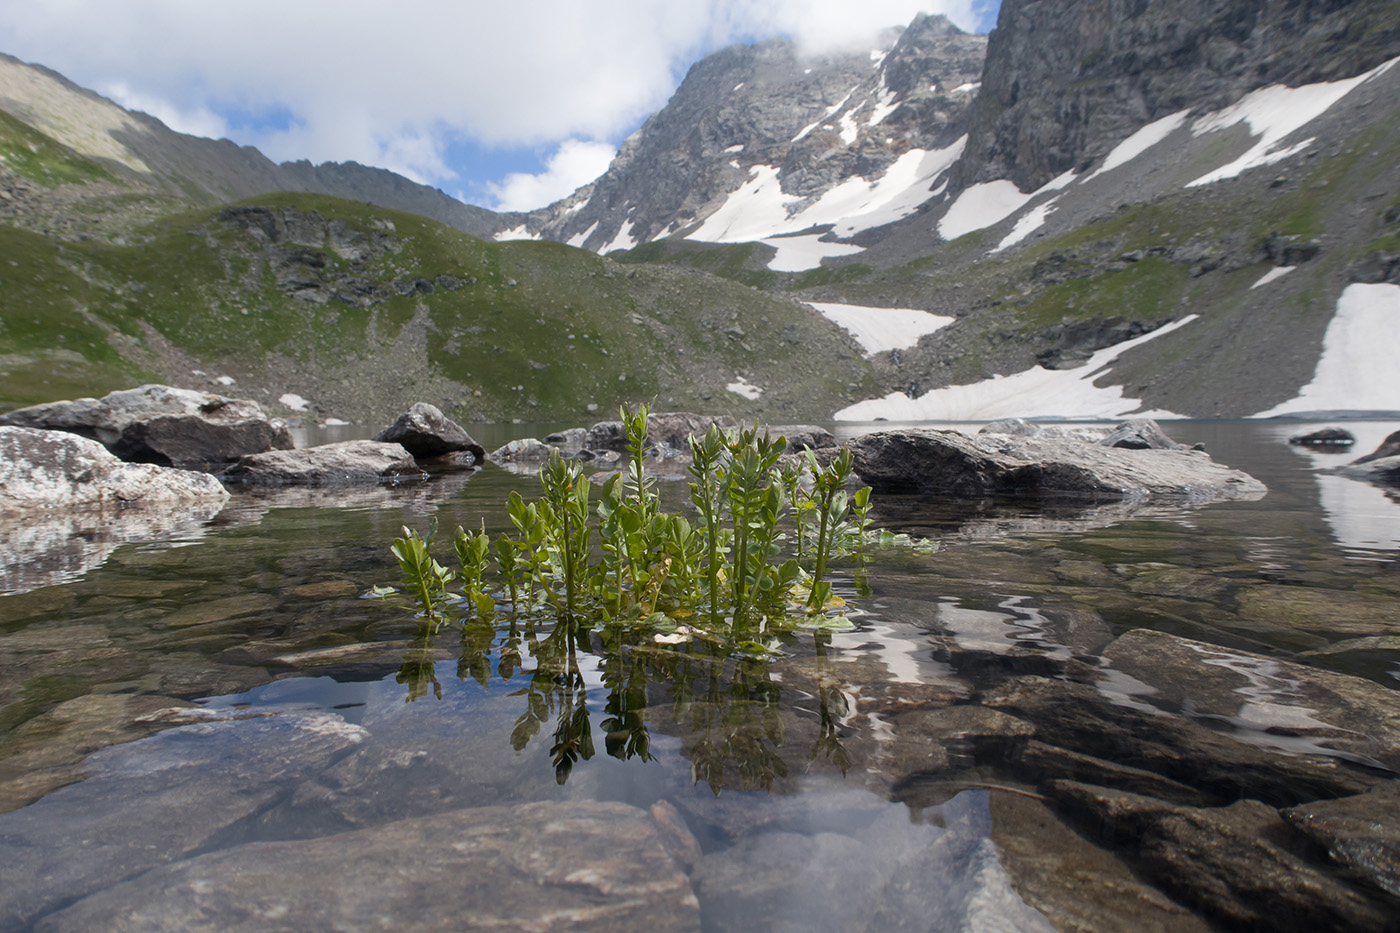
[934,596,1074,660]
[1268,421,1400,553]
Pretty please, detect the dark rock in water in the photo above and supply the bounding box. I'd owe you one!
[0,384,293,470]
[1097,419,1183,450]
[1333,430,1400,487]
[1101,629,1400,773]
[980,418,1042,437]
[36,801,698,933]
[1291,427,1357,447]
[0,426,230,512]
[1283,781,1400,900]
[848,426,1263,501]
[373,402,484,461]
[1353,430,1400,465]
[982,676,1383,807]
[219,441,424,486]
[1049,781,1392,931]
[762,424,837,451]
[586,413,737,453]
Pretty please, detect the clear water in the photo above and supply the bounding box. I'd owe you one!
[1,420,1397,930]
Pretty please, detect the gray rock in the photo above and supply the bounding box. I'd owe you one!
[489,437,555,463]
[0,384,293,469]
[1050,781,1392,931]
[1283,781,1400,899]
[0,426,230,513]
[980,418,1042,436]
[0,712,368,929]
[1101,629,1400,772]
[543,427,590,450]
[1097,418,1184,450]
[219,440,425,486]
[983,676,1383,806]
[36,802,699,933]
[763,424,837,451]
[374,402,485,461]
[586,412,738,453]
[1291,427,1357,447]
[849,427,1265,501]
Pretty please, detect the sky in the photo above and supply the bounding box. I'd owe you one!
[0,0,999,212]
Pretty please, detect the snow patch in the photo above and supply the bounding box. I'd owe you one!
[834,317,1197,421]
[1253,283,1400,416]
[727,378,763,400]
[599,221,642,254]
[215,375,236,386]
[723,144,744,153]
[761,235,865,272]
[566,221,598,248]
[939,180,1032,241]
[991,197,1059,253]
[951,82,980,94]
[279,393,310,412]
[868,83,900,126]
[690,139,965,244]
[1188,56,1400,187]
[792,87,858,143]
[322,418,350,427]
[838,110,860,146]
[1084,109,1191,182]
[1250,265,1295,289]
[493,224,538,242]
[733,83,745,91]
[807,302,953,355]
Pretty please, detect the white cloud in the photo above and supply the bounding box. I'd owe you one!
[0,0,981,193]
[99,81,230,141]
[486,139,617,212]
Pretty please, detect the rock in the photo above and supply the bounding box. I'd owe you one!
[1283,781,1400,900]
[982,677,1383,806]
[763,424,837,451]
[0,426,230,514]
[1291,427,1357,447]
[1097,419,1184,450]
[543,427,590,450]
[1049,781,1392,931]
[0,384,293,469]
[1334,430,1400,487]
[0,712,368,928]
[219,440,425,486]
[36,802,699,933]
[1101,630,1400,772]
[1353,430,1400,465]
[586,413,738,453]
[373,402,485,461]
[980,418,1042,437]
[488,437,556,463]
[848,427,1265,501]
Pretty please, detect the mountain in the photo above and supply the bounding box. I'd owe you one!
[0,52,505,239]
[3,0,1399,423]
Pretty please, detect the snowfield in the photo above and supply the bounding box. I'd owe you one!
[834,318,1196,421]
[806,302,953,356]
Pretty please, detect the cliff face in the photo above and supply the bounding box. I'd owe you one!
[957,0,1400,191]
[520,15,987,251]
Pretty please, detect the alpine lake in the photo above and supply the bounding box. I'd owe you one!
[2,419,1398,931]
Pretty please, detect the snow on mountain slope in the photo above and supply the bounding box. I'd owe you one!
[834,319,1197,421]
[806,302,953,355]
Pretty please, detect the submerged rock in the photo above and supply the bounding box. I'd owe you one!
[373,402,485,462]
[0,426,230,513]
[36,801,699,932]
[1050,781,1392,931]
[849,423,1264,501]
[219,440,425,486]
[0,384,293,470]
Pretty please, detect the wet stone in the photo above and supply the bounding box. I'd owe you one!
[0,711,367,928]
[1102,629,1400,772]
[35,801,699,933]
[1236,584,1400,637]
[1049,781,1393,932]
[1283,780,1400,900]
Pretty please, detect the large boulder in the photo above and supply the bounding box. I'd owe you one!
[848,425,1264,501]
[0,426,229,512]
[219,441,425,487]
[586,413,738,453]
[0,385,293,470]
[1335,430,1400,488]
[373,402,485,462]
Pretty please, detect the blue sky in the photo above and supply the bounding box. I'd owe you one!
[1,1,1000,212]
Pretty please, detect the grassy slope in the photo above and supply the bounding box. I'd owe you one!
[0,192,879,423]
